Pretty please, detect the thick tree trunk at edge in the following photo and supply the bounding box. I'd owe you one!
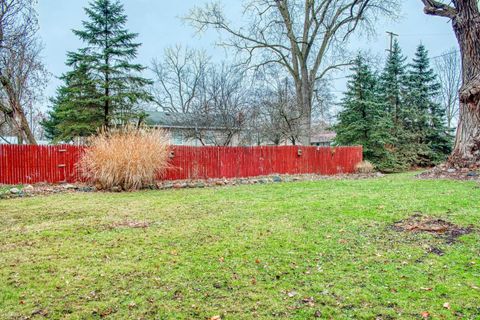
[448,1,480,167]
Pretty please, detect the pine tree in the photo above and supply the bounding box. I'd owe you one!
[42,102,61,141]
[334,55,395,170]
[42,60,104,142]
[378,40,413,170]
[406,44,453,165]
[428,101,453,162]
[334,42,452,172]
[71,0,151,127]
[379,40,408,126]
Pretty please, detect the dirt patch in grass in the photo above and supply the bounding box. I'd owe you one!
[109,220,149,229]
[392,213,474,244]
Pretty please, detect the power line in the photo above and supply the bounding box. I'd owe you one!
[429,50,460,60]
[326,32,460,84]
[329,51,459,80]
[397,33,452,37]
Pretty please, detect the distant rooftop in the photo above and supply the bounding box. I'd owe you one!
[311,132,336,143]
[146,111,239,130]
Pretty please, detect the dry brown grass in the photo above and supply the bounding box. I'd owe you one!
[355,160,375,174]
[79,126,170,190]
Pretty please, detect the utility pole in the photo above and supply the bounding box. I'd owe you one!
[386,31,399,55]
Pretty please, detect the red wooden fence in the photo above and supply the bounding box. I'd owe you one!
[0,144,362,185]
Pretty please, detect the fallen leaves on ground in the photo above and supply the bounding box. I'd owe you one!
[287,290,297,298]
[301,297,315,307]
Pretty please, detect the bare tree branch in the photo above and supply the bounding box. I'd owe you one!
[151,45,210,114]
[0,0,45,144]
[185,0,399,144]
[421,0,457,18]
[434,48,461,129]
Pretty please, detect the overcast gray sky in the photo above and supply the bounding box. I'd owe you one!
[37,0,458,106]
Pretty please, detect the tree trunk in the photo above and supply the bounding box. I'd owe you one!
[104,62,110,128]
[104,13,110,129]
[8,101,37,145]
[296,76,313,146]
[10,108,36,145]
[16,109,37,144]
[451,101,480,166]
[0,77,37,144]
[448,2,480,167]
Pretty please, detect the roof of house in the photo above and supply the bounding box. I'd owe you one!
[310,121,336,143]
[146,111,239,130]
[146,112,336,142]
[311,132,336,143]
[146,112,194,127]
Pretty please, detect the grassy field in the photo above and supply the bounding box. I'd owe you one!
[0,184,22,194]
[0,174,479,319]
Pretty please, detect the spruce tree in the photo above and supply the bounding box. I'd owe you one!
[334,55,395,171]
[378,40,413,170]
[71,0,151,127]
[379,40,408,126]
[42,60,104,142]
[406,44,453,165]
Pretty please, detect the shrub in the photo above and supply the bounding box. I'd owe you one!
[79,126,170,190]
[355,160,375,174]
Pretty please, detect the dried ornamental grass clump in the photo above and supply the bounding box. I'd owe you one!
[79,126,170,190]
[355,160,375,174]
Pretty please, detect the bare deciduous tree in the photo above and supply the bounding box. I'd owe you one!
[186,0,398,145]
[434,48,461,130]
[152,47,250,146]
[151,45,210,114]
[172,63,250,146]
[0,0,46,144]
[421,0,480,167]
[251,75,302,145]
[0,36,47,144]
[247,63,334,146]
[313,78,335,124]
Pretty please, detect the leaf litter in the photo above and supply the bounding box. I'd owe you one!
[392,213,474,244]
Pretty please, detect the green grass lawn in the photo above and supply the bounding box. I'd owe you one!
[1,174,479,319]
[0,184,22,194]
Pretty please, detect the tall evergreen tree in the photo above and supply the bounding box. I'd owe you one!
[334,55,395,171]
[42,60,104,142]
[334,43,452,172]
[378,40,413,170]
[71,0,151,127]
[406,44,453,165]
[379,40,408,126]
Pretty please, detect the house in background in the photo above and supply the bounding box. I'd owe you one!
[146,111,242,146]
[310,132,336,146]
[269,121,336,147]
[146,111,336,147]
[309,122,336,147]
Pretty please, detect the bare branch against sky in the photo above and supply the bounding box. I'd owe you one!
[37,0,456,106]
